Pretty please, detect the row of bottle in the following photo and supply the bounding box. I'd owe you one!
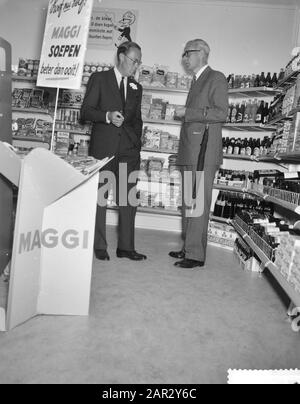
[227,100,270,124]
[213,191,274,220]
[227,71,283,89]
[236,210,298,254]
[223,136,272,157]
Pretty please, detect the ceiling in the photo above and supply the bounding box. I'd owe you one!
[142,0,300,6]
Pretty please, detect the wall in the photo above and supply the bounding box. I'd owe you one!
[0,0,299,76]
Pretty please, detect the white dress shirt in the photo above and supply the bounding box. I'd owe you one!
[106,67,128,123]
[194,64,209,81]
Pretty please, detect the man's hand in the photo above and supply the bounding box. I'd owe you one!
[175,106,186,120]
[108,111,124,128]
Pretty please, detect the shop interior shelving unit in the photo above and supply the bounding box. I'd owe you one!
[10,68,300,322]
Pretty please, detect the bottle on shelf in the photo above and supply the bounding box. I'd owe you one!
[265,72,272,88]
[263,102,270,124]
[255,74,260,87]
[255,101,265,124]
[271,73,278,87]
[259,72,266,87]
[278,68,285,82]
[236,102,245,123]
[231,103,238,123]
[244,100,252,123]
[250,99,258,123]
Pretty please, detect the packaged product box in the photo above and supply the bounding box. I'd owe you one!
[149,105,163,120]
[160,132,170,150]
[165,104,176,121]
[292,75,300,110]
[166,72,178,89]
[151,65,168,88]
[60,90,84,107]
[30,89,44,109]
[288,112,300,152]
[142,127,161,149]
[177,75,190,90]
[139,66,153,87]
[55,132,70,156]
[142,93,152,107]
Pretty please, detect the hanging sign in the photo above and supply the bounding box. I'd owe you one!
[37,0,94,90]
[88,8,138,49]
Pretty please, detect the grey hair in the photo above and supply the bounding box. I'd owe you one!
[187,39,210,61]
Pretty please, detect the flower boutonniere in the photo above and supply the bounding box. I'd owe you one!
[129,82,138,91]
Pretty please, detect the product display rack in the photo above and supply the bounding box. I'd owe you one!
[12,107,51,115]
[232,220,300,309]
[275,70,300,90]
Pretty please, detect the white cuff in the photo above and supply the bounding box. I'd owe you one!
[106,112,111,124]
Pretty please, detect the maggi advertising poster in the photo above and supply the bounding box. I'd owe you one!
[37,0,94,89]
[88,8,139,49]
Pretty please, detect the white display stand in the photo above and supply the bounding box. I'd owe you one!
[0,142,110,331]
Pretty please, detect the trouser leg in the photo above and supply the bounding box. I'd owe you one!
[117,155,140,251]
[183,165,217,262]
[94,159,117,251]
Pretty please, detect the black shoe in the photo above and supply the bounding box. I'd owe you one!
[95,249,110,261]
[116,249,147,261]
[174,259,205,269]
[169,250,185,259]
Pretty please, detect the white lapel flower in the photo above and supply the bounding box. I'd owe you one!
[129,82,138,91]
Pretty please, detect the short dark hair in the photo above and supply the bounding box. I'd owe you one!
[117,42,141,61]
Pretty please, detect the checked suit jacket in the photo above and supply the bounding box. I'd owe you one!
[177,66,229,168]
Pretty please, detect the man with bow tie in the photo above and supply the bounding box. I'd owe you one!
[169,39,229,269]
[81,42,147,262]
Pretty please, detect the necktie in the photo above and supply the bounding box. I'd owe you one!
[120,77,126,111]
[191,75,197,87]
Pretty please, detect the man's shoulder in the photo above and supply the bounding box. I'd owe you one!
[208,68,227,82]
[90,69,114,80]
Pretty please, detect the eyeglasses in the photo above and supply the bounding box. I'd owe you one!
[125,54,142,66]
[182,50,202,59]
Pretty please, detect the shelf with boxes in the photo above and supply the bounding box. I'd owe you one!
[232,219,300,308]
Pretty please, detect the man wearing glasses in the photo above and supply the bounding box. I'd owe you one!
[81,42,147,262]
[169,39,228,269]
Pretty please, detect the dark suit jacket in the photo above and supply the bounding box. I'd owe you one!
[80,69,143,160]
[177,67,229,167]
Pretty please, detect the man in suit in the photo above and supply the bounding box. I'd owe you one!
[169,39,228,269]
[81,42,147,262]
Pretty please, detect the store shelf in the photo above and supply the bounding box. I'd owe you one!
[214,183,248,193]
[276,70,300,90]
[138,178,181,186]
[223,123,276,132]
[232,220,300,308]
[266,114,293,126]
[12,107,51,115]
[58,105,82,110]
[142,86,189,94]
[223,154,257,161]
[144,119,182,126]
[142,85,280,98]
[12,135,50,143]
[55,128,91,136]
[228,87,280,98]
[108,205,181,217]
[141,147,177,155]
[12,75,38,83]
[210,215,232,225]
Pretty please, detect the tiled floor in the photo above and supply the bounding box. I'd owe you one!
[0,226,299,384]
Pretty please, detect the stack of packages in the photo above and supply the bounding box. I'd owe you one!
[287,112,300,153]
[208,222,237,251]
[275,234,300,293]
[285,76,300,154]
[142,126,179,153]
[138,65,192,90]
